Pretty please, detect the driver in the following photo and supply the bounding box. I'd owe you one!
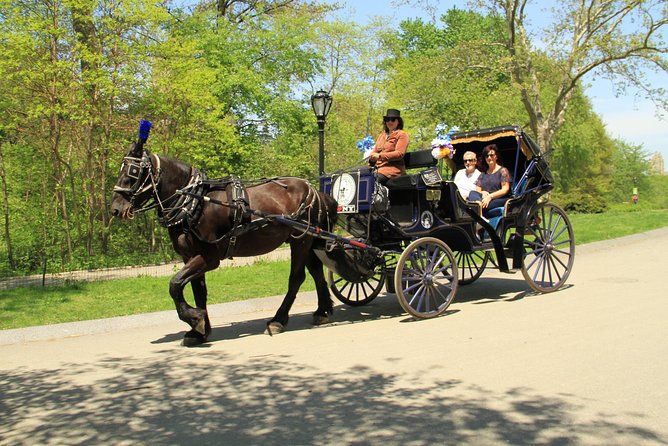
[368,109,409,185]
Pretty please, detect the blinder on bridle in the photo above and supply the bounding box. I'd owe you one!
[113,148,161,210]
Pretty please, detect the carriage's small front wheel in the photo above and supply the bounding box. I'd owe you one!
[455,250,489,285]
[327,269,385,307]
[395,237,458,319]
[521,202,575,292]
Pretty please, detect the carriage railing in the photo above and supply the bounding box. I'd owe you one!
[510,156,554,200]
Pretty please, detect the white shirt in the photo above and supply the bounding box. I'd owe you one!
[454,168,481,200]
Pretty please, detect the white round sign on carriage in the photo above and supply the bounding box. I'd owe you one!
[420,210,434,229]
[332,173,358,213]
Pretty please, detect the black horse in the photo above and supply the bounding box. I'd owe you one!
[110,124,338,346]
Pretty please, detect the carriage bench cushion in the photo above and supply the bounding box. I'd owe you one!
[386,174,417,189]
[403,149,438,170]
[385,151,439,189]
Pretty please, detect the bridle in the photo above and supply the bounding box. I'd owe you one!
[113,149,162,215]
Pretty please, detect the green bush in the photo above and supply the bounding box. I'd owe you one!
[553,189,608,214]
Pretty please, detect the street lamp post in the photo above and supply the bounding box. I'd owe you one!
[310,90,333,176]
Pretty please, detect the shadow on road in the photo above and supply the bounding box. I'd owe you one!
[1,348,663,446]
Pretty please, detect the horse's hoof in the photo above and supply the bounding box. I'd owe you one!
[182,330,207,347]
[312,313,330,326]
[194,318,206,335]
[265,322,284,336]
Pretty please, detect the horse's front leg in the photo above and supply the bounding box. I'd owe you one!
[170,255,218,346]
[189,272,216,345]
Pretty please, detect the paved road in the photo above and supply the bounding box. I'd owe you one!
[1,228,667,445]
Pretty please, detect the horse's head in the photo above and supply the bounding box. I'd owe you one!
[111,140,159,219]
[111,120,158,219]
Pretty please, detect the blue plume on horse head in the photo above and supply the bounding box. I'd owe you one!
[138,120,153,143]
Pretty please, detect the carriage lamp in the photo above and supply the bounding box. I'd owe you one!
[311,90,333,176]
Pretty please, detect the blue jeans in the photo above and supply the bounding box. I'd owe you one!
[468,191,507,229]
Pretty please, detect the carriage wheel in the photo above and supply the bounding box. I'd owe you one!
[327,269,385,307]
[521,203,575,292]
[455,250,489,285]
[395,237,459,319]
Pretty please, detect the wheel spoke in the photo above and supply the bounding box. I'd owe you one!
[432,284,452,307]
[546,253,564,284]
[549,250,571,270]
[408,283,426,309]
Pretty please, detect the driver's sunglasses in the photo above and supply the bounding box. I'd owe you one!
[464,159,476,163]
[485,153,497,158]
[383,117,398,123]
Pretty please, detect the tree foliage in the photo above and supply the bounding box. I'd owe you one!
[0,0,664,276]
[472,0,667,152]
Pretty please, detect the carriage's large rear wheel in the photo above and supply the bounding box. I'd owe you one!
[455,250,489,285]
[327,269,385,306]
[521,202,575,292]
[395,237,458,318]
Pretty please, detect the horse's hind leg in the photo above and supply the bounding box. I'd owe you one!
[170,255,218,346]
[306,249,333,326]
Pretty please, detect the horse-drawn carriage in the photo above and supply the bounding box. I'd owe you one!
[111,122,574,345]
[317,124,575,318]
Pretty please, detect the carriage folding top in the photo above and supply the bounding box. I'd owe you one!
[319,124,575,320]
[449,125,553,196]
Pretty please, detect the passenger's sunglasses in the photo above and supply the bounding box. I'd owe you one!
[485,153,497,159]
[383,117,398,123]
[464,159,476,163]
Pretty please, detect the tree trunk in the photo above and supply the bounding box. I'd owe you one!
[0,142,15,269]
[71,0,100,256]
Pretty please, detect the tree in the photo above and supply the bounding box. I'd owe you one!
[385,11,526,147]
[609,140,650,203]
[473,0,667,152]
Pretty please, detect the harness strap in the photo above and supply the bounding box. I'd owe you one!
[157,168,208,227]
[173,178,329,260]
[223,176,251,258]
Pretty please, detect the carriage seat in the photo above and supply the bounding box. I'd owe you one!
[435,182,482,222]
[404,149,438,170]
[385,149,438,189]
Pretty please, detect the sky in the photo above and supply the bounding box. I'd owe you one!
[331,0,668,168]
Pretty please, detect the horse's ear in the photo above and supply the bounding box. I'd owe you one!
[129,141,142,157]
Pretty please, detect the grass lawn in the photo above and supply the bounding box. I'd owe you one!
[568,208,668,244]
[1,208,666,330]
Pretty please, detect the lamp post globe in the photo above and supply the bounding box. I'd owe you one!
[310,90,332,176]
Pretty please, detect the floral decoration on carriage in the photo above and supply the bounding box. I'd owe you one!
[430,123,459,160]
[356,135,375,159]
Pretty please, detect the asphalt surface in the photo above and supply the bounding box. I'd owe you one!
[1,227,667,445]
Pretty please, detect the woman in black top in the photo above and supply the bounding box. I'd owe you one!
[468,144,510,214]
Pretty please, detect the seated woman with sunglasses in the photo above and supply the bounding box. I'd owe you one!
[368,109,409,185]
[468,144,510,218]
